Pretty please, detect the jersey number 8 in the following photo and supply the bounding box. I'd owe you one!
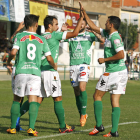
[27,43,36,60]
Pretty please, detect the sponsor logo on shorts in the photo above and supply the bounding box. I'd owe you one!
[52,84,57,93]
[53,76,58,81]
[70,78,75,84]
[80,67,85,71]
[70,70,74,76]
[80,72,86,77]
[100,79,106,87]
[30,88,32,91]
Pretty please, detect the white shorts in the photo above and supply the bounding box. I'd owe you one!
[40,71,62,97]
[14,74,41,97]
[11,67,16,93]
[70,64,90,87]
[96,69,128,94]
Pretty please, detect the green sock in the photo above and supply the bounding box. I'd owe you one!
[111,107,120,133]
[29,102,38,129]
[20,100,29,117]
[80,91,87,115]
[35,102,41,120]
[54,101,65,129]
[94,101,103,127]
[76,95,81,116]
[11,101,20,129]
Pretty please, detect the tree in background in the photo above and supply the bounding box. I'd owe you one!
[118,19,138,50]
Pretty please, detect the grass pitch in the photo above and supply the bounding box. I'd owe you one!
[0,80,140,140]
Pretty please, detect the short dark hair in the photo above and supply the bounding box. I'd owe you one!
[108,16,121,30]
[24,14,39,29]
[44,15,57,30]
[78,18,87,25]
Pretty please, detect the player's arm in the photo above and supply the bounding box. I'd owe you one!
[65,17,84,39]
[98,51,124,64]
[46,55,57,70]
[10,21,24,44]
[79,2,100,34]
[87,29,105,43]
[7,49,18,66]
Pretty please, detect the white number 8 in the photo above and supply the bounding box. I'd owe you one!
[27,43,36,60]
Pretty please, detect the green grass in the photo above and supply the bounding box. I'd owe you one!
[0,80,140,140]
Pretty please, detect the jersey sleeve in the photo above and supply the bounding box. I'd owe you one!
[111,35,124,53]
[100,28,108,37]
[12,35,20,50]
[43,39,51,56]
[53,31,67,41]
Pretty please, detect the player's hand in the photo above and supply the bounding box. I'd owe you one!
[98,58,105,64]
[7,62,12,69]
[61,23,68,32]
[17,21,25,31]
[54,63,57,71]
[79,1,84,11]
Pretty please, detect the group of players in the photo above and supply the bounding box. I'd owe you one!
[6,2,128,137]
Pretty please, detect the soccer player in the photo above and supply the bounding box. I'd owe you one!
[62,18,99,127]
[79,2,128,137]
[14,15,84,133]
[38,15,84,133]
[6,14,56,136]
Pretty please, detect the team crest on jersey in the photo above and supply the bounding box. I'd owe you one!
[20,35,43,43]
[53,76,58,81]
[75,42,83,52]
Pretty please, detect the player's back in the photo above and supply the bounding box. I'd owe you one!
[14,31,45,77]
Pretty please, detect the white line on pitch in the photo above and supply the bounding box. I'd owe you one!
[23,121,139,140]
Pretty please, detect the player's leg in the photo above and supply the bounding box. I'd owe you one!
[89,73,110,135]
[78,64,90,126]
[103,69,128,137]
[26,75,41,136]
[73,86,81,116]
[79,81,88,126]
[7,74,26,134]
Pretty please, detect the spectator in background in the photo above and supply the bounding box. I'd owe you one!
[138,53,140,71]
[2,49,12,74]
[125,60,129,74]
[133,55,138,72]
[126,50,131,72]
[130,51,134,70]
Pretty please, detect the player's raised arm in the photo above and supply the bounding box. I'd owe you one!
[79,1,100,34]
[65,15,84,39]
[10,21,25,44]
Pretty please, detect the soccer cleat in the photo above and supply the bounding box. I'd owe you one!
[6,128,16,134]
[27,128,38,136]
[103,131,119,137]
[80,114,88,127]
[59,124,75,133]
[16,117,25,131]
[89,124,105,135]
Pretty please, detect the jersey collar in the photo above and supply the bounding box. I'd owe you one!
[23,31,36,34]
[109,31,118,38]
[78,31,86,36]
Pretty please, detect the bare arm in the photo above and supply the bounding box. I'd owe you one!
[79,2,101,34]
[66,17,83,39]
[7,49,18,65]
[46,55,57,70]
[10,21,25,44]
[98,50,124,64]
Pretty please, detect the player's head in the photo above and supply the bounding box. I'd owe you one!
[24,14,39,31]
[79,18,87,33]
[105,16,121,32]
[44,15,59,32]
